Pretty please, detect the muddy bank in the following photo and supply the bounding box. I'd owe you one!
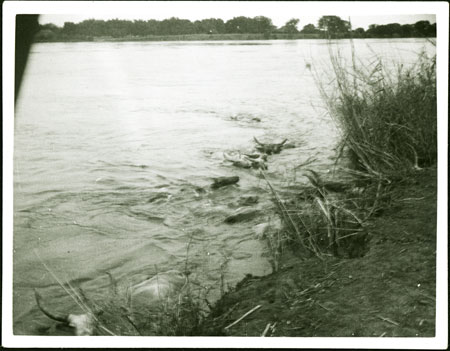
[199,167,437,337]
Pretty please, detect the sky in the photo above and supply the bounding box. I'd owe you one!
[37,2,437,30]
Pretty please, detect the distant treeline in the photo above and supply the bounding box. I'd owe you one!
[35,15,436,42]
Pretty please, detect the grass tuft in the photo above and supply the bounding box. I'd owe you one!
[316,43,436,179]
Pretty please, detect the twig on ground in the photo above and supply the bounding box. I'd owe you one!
[398,197,425,202]
[261,323,271,337]
[286,326,304,330]
[316,302,332,312]
[376,315,399,326]
[224,305,262,330]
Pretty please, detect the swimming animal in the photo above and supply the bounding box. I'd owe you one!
[223,152,267,170]
[127,270,187,308]
[35,270,188,336]
[211,176,240,189]
[253,137,287,155]
[34,289,96,336]
[223,152,252,168]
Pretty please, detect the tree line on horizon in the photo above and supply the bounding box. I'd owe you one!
[35,15,436,41]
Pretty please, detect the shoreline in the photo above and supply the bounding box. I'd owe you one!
[34,33,320,43]
[16,36,438,338]
[199,166,437,336]
[34,33,435,43]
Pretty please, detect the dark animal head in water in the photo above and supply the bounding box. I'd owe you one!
[34,270,188,336]
[211,176,240,189]
[253,137,287,155]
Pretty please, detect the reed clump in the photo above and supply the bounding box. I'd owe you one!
[264,169,391,259]
[317,45,437,179]
[269,43,437,259]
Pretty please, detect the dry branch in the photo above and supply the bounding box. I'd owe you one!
[224,305,262,330]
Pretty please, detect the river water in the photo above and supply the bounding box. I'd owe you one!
[13,38,434,334]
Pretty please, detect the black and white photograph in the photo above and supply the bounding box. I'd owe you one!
[3,1,448,348]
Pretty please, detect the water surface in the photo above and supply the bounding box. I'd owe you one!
[13,38,434,334]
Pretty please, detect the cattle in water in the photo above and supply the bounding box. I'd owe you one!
[34,270,188,336]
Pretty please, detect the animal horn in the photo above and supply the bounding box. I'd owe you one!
[34,289,68,323]
[253,137,263,146]
[278,139,288,146]
[223,152,236,162]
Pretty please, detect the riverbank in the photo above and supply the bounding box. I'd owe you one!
[196,40,439,337]
[33,32,436,43]
[199,166,437,336]
[34,32,322,43]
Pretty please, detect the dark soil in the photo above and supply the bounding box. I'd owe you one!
[199,167,437,337]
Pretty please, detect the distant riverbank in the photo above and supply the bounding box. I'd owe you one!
[35,33,436,43]
[35,32,325,43]
[35,32,437,43]
[34,17,436,43]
